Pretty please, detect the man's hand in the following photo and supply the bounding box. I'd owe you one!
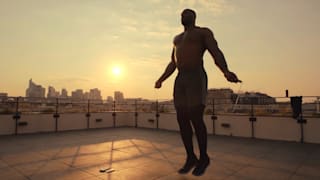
[154,80,162,89]
[224,71,241,83]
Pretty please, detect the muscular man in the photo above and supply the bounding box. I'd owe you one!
[155,9,241,176]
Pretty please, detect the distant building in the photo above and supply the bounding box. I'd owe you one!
[237,92,276,105]
[207,88,234,104]
[206,88,235,113]
[0,93,8,102]
[71,89,84,100]
[114,91,124,102]
[89,88,102,100]
[158,100,175,113]
[26,79,45,98]
[60,88,68,98]
[107,96,113,102]
[83,92,89,100]
[47,86,60,98]
[125,98,141,104]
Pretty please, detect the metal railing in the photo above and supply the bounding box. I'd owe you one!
[1,96,319,115]
[0,95,319,143]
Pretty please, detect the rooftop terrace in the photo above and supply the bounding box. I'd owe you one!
[1,127,320,180]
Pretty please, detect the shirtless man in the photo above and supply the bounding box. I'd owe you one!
[155,9,241,176]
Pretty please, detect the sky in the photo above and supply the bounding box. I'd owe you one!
[1,0,319,100]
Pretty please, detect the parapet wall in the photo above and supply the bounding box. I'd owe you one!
[1,113,319,144]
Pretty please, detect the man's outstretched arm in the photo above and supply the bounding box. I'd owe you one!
[155,48,176,88]
[204,28,241,83]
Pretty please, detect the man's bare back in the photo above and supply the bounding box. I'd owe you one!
[174,27,208,70]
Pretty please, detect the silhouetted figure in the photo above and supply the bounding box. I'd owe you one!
[155,9,241,176]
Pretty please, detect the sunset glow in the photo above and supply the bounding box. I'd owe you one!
[1,0,320,99]
[112,66,122,77]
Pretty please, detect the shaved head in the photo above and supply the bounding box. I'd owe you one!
[181,9,196,26]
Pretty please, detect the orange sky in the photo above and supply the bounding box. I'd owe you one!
[1,0,320,100]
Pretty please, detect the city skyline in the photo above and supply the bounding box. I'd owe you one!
[1,78,280,104]
[1,0,320,99]
[25,79,104,100]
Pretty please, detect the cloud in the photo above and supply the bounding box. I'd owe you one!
[146,31,171,38]
[179,0,234,15]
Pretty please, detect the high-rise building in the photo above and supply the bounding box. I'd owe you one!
[60,88,68,98]
[83,92,89,100]
[107,96,113,102]
[47,86,59,98]
[71,89,84,100]
[89,88,102,100]
[26,79,45,98]
[114,91,124,102]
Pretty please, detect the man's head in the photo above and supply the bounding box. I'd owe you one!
[181,9,196,26]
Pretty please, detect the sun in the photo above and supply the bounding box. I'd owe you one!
[112,66,121,76]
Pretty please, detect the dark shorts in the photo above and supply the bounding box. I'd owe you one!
[174,67,208,108]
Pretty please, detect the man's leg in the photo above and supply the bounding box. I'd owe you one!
[189,105,210,176]
[176,106,198,174]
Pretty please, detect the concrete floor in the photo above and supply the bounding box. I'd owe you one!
[0,127,320,180]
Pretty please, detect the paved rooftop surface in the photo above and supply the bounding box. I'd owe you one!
[0,127,320,180]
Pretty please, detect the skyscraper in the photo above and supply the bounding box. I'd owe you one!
[71,89,84,100]
[89,88,102,100]
[114,91,124,102]
[26,79,45,98]
[107,96,113,103]
[60,88,68,98]
[47,86,59,98]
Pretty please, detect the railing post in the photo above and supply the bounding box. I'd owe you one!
[134,100,138,128]
[112,100,116,128]
[86,100,91,129]
[155,100,159,130]
[298,113,306,143]
[211,98,217,135]
[290,96,307,143]
[298,97,305,143]
[249,98,257,138]
[53,98,60,132]
[12,96,21,135]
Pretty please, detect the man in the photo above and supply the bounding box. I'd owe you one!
[155,9,241,176]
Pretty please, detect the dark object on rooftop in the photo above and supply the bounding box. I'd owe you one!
[221,123,230,128]
[249,117,257,122]
[18,121,28,126]
[96,118,102,122]
[53,113,60,118]
[12,112,21,120]
[290,96,302,119]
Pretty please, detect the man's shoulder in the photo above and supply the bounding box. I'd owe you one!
[174,32,184,38]
[197,27,213,35]
[173,32,184,43]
